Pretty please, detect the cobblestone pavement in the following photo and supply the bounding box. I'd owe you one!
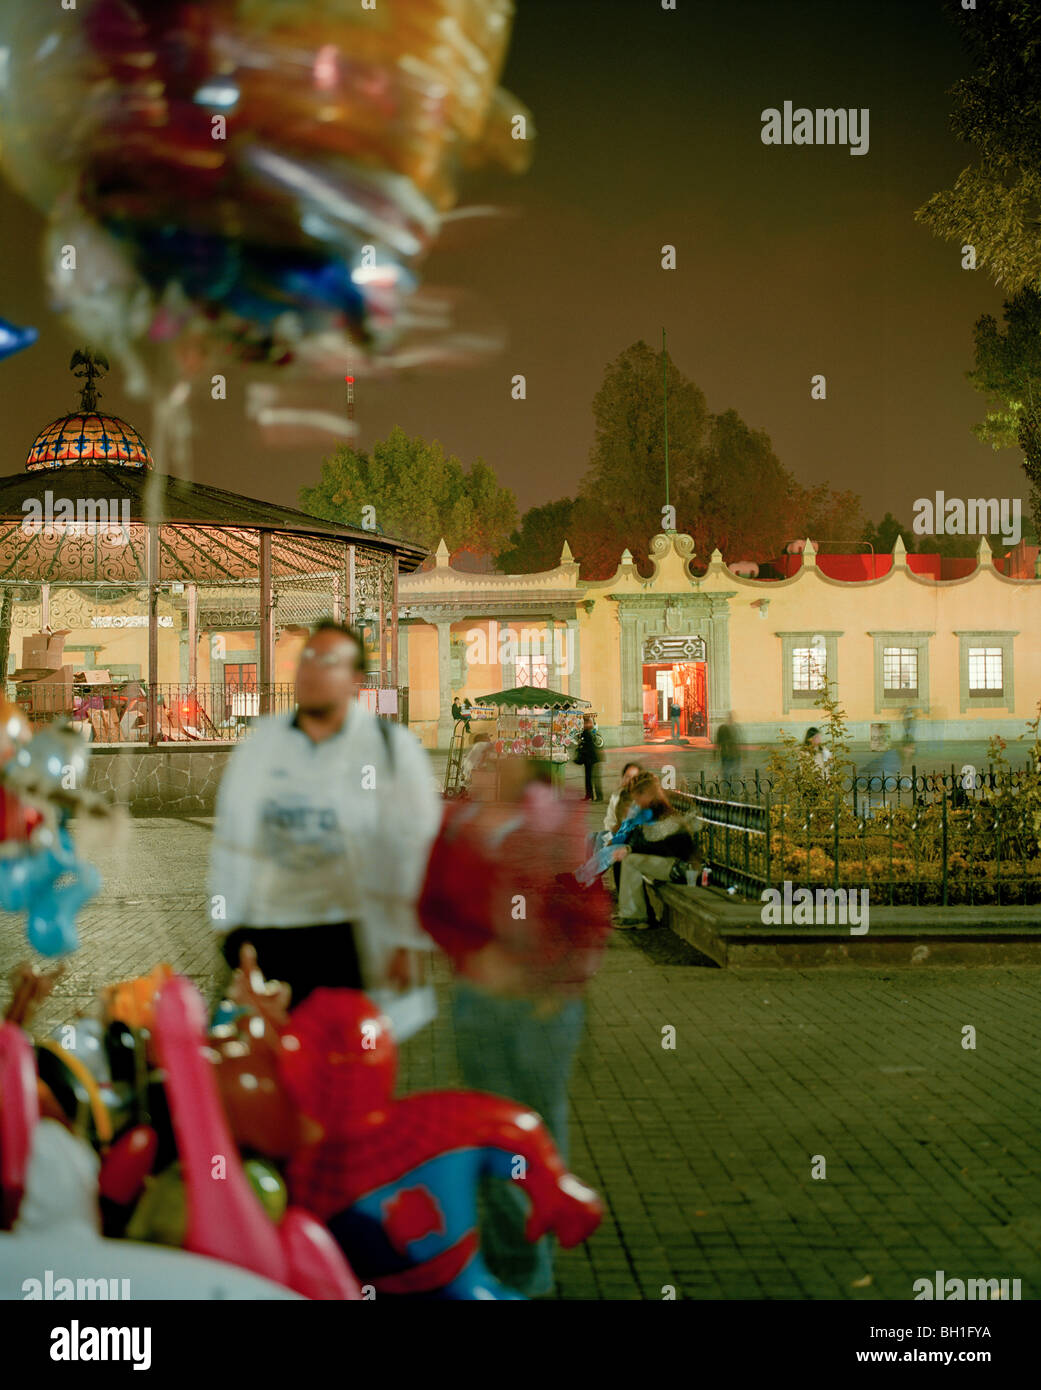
[2,816,1040,1301]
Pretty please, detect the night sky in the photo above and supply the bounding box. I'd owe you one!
[0,0,1016,534]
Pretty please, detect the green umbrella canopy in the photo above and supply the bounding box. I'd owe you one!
[473,686,591,709]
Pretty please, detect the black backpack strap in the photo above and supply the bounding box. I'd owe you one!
[377,716,394,772]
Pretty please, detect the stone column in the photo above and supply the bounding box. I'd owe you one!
[435,618,454,748]
[618,608,643,745]
[707,594,733,737]
[545,615,554,691]
[565,616,580,699]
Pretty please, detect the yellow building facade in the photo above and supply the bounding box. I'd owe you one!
[399,531,1041,749]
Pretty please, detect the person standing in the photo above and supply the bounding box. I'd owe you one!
[209,619,442,1007]
[716,714,741,792]
[419,758,612,1296]
[669,698,682,740]
[801,726,832,778]
[574,714,603,801]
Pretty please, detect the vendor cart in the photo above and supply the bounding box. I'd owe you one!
[442,685,593,799]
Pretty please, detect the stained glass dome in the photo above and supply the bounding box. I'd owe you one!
[26,411,152,472]
[24,348,152,472]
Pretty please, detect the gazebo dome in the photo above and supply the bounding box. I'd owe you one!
[26,411,152,472]
[25,347,152,473]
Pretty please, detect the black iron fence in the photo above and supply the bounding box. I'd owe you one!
[672,770,1041,908]
[16,681,409,743]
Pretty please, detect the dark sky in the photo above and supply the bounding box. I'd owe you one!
[0,0,1015,529]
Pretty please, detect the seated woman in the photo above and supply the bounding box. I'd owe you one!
[610,771,695,928]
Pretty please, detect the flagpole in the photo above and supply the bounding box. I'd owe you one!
[662,327,671,527]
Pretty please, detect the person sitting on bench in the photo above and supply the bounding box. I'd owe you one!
[610,771,695,929]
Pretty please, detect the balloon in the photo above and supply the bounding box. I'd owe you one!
[211,1019,308,1160]
[0,0,533,395]
[279,989,603,1299]
[0,701,31,767]
[0,316,37,361]
[46,1017,110,1086]
[98,1124,158,1207]
[152,975,360,1298]
[0,1021,38,1229]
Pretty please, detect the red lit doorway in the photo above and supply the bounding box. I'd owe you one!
[642,661,707,741]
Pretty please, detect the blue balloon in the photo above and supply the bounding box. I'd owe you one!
[0,826,100,957]
[0,316,38,361]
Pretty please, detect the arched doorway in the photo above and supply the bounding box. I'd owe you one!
[641,635,708,742]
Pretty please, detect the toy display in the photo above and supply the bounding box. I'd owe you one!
[0,939,605,1299]
[0,709,115,958]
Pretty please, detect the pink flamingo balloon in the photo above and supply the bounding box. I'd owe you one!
[153,975,360,1300]
[0,1021,39,1229]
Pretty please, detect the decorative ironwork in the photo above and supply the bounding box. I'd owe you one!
[70,348,109,413]
[643,634,706,662]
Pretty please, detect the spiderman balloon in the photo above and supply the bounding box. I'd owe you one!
[275,989,603,1299]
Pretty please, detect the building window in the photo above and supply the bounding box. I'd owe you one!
[955,630,1016,712]
[516,656,548,689]
[883,647,918,697]
[777,632,842,714]
[792,647,826,691]
[968,647,1003,694]
[870,632,932,713]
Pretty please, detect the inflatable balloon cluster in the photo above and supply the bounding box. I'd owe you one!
[0,707,109,958]
[0,0,533,396]
[0,949,602,1300]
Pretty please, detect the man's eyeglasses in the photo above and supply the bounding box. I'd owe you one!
[299,647,357,669]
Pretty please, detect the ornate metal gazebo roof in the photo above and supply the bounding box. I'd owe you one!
[0,350,427,582]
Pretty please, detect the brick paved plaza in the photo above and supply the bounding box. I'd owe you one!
[3,814,1040,1301]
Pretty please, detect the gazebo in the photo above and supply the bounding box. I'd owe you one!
[0,353,425,808]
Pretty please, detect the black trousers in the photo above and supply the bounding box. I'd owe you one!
[583,763,603,800]
[221,922,364,1007]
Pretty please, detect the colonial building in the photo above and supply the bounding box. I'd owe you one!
[400,530,1041,749]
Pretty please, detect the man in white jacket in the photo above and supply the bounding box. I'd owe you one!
[208,619,441,1006]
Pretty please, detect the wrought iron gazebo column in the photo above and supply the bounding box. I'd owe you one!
[378,562,386,687]
[391,555,399,687]
[259,531,274,714]
[348,544,356,624]
[146,523,159,745]
[186,583,197,685]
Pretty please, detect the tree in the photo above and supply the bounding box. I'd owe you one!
[299,425,517,560]
[863,512,916,556]
[915,0,1041,294]
[968,289,1041,534]
[580,340,708,550]
[496,498,576,572]
[689,410,801,560]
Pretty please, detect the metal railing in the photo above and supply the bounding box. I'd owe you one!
[16,681,410,743]
[672,770,1041,908]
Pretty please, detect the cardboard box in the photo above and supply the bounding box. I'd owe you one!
[16,665,74,715]
[73,669,112,685]
[22,630,71,671]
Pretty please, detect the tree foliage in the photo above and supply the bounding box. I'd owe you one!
[299,425,517,560]
[915,0,1041,295]
[968,289,1041,532]
[497,341,862,576]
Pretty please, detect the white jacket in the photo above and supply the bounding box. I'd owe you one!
[208,707,442,986]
